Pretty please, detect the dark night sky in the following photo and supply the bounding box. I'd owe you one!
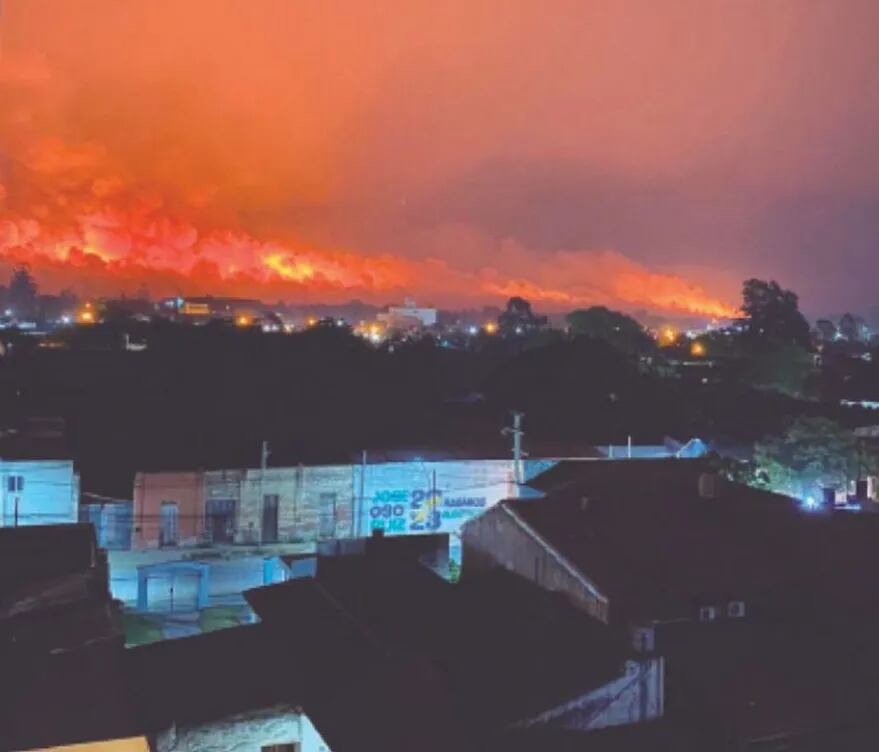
[2,0,879,316]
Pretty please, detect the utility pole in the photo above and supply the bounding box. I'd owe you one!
[503,411,527,485]
[358,449,367,538]
[258,441,270,545]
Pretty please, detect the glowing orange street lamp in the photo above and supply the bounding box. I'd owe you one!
[690,341,706,357]
[484,321,498,335]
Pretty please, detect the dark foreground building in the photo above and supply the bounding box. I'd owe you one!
[462,459,879,749]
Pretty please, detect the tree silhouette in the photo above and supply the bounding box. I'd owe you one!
[7,265,38,318]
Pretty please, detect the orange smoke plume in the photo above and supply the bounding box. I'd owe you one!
[0,3,738,319]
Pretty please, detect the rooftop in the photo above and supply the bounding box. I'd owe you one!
[245,553,629,748]
[514,459,879,623]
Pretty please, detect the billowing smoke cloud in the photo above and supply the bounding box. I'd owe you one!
[12,0,878,316]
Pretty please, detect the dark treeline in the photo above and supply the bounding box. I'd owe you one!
[0,276,874,494]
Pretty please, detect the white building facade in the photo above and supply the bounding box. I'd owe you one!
[0,459,80,527]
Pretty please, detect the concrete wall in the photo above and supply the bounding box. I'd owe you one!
[134,458,548,550]
[128,457,570,565]
[239,465,356,544]
[461,504,609,621]
[356,459,519,537]
[204,469,245,541]
[108,549,293,606]
[0,459,79,527]
[133,472,204,549]
[517,658,664,731]
[80,501,133,550]
[155,705,330,752]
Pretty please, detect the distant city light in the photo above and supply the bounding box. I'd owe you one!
[484,322,498,335]
[659,326,677,345]
[236,315,252,327]
[60,315,72,325]
[690,341,706,357]
[306,316,318,327]
[467,325,478,335]
[78,309,96,324]
[803,496,818,510]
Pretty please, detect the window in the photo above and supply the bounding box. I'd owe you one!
[262,745,299,752]
[6,476,23,493]
[160,501,179,547]
[263,494,280,543]
[206,498,236,544]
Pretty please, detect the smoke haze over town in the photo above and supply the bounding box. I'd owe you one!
[4,1,879,316]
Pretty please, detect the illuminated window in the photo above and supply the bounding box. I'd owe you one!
[7,476,23,493]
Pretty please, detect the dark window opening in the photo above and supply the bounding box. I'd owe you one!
[263,494,280,543]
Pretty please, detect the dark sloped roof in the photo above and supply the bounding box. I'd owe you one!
[513,459,879,622]
[1,642,140,752]
[0,525,130,752]
[658,618,879,744]
[0,523,97,593]
[247,556,628,740]
[125,623,306,733]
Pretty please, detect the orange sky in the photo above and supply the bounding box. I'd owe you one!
[3,1,879,315]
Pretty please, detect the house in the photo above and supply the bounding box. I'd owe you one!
[461,459,879,748]
[377,298,438,331]
[243,541,663,747]
[80,491,134,550]
[132,471,205,549]
[0,524,138,752]
[462,459,825,624]
[0,458,80,527]
[126,625,329,752]
[131,457,546,551]
[598,436,708,459]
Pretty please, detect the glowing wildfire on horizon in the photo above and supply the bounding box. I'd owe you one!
[0,19,739,318]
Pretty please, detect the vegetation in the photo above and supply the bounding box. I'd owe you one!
[0,272,874,499]
[121,611,164,647]
[497,296,548,337]
[198,605,252,634]
[565,306,654,356]
[741,278,811,348]
[753,417,875,498]
[740,342,817,399]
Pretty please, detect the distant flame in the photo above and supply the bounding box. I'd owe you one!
[0,52,738,318]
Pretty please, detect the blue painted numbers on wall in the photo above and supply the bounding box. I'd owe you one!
[369,488,488,534]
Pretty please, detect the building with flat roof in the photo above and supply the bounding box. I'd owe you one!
[0,458,80,528]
